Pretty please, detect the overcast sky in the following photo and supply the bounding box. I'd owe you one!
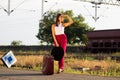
[0,0,120,45]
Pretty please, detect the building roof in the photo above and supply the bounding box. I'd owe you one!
[87,29,120,38]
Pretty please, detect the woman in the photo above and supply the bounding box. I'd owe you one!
[51,13,73,73]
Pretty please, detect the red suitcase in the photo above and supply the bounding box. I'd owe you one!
[42,55,54,75]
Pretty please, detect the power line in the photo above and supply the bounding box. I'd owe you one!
[0,0,30,15]
[74,0,120,6]
[74,0,120,21]
[11,0,29,12]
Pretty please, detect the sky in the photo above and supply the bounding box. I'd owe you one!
[0,0,120,45]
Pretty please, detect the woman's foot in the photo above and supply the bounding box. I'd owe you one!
[57,69,64,74]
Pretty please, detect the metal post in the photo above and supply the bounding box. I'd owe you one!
[94,3,98,21]
[41,0,44,18]
[8,0,11,15]
[92,2,101,21]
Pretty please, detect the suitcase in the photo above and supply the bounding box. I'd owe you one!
[42,55,54,75]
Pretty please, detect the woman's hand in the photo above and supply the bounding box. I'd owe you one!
[63,14,68,17]
[62,14,73,27]
[55,42,59,47]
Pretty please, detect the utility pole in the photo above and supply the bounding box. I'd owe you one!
[41,0,48,18]
[91,2,101,21]
[4,0,11,15]
[8,0,11,15]
[41,0,44,18]
[4,0,13,16]
[74,0,120,21]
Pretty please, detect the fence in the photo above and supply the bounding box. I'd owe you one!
[0,45,84,53]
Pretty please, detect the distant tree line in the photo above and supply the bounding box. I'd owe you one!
[11,40,22,46]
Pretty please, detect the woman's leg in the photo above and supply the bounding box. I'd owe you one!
[55,34,67,71]
[57,34,67,70]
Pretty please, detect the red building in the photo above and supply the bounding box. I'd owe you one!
[86,29,120,52]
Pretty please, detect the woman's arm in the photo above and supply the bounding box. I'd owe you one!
[63,15,73,27]
[51,24,59,47]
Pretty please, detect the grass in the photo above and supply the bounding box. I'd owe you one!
[0,51,120,77]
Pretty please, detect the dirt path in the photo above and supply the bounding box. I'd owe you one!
[0,67,119,80]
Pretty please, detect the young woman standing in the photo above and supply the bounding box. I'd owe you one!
[51,13,73,73]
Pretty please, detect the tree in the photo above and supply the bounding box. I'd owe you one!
[11,40,22,46]
[36,10,94,45]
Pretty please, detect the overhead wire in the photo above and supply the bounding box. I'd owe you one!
[10,0,30,13]
[0,0,31,15]
[83,5,94,18]
[98,6,109,19]
[42,2,58,16]
[0,0,6,10]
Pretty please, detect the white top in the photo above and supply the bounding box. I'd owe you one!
[55,23,65,35]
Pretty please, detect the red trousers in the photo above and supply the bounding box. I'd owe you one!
[55,34,67,69]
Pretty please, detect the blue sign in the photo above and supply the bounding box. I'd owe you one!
[1,50,17,68]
